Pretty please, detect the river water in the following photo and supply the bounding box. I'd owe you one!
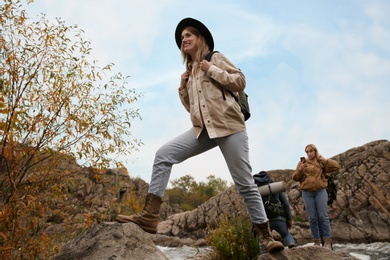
[159,242,390,260]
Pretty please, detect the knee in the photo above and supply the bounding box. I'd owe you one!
[309,216,318,224]
[318,213,330,222]
[154,145,171,161]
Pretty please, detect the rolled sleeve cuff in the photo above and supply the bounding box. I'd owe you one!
[179,88,188,97]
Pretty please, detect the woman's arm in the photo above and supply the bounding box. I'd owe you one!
[292,161,304,181]
[322,158,340,173]
[205,52,246,92]
[178,71,190,112]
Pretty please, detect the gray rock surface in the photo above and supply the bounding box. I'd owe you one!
[53,222,168,260]
[258,246,359,260]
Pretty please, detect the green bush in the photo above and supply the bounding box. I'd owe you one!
[206,215,260,260]
[292,215,306,222]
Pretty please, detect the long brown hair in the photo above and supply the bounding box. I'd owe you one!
[180,26,210,74]
[305,144,321,162]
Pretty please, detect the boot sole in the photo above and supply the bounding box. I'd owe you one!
[115,215,157,234]
[268,245,285,253]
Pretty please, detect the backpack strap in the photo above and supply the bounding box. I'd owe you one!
[204,51,219,61]
[204,51,243,104]
[267,184,274,195]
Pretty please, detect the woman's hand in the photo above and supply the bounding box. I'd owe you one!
[318,154,327,162]
[199,60,211,72]
[287,220,292,229]
[179,71,189,91]
[299,162,307,171]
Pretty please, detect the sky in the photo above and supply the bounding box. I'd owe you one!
[24,0,390,186]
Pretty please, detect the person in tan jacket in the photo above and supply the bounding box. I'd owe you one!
[116,17,284,254]
[292,144,340,250]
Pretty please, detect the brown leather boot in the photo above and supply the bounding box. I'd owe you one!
[313,238,321,246]
[253,222,285,253]
[323,237,332,250]
[115,193,162,234]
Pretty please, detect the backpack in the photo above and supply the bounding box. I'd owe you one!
[253,171,285,219]
[262,193,285,219]
[320,162,338,206]
[326,172,337,205]
[205,51,251,121]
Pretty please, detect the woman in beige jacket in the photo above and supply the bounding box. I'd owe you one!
[116,17,284,254]
[292,144,340,250]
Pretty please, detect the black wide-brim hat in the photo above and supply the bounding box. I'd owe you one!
[175,17,214,51]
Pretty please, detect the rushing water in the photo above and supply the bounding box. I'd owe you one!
[158,242,390,260]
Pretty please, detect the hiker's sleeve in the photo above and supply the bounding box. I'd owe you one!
[279,192,292,220]
[292,162,304,181]
[323,159,340,173]
[178,87,190,112]
[206,53,246,92]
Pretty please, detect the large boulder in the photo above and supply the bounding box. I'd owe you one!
[53,222,168,260]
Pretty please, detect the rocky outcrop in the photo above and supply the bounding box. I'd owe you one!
[53,221,359,259]
[53,140,388,258]
[258,246,358,260]
[53,222,168,260]
[157,140,390,245]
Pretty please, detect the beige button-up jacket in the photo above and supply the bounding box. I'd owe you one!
[178,52,246,139]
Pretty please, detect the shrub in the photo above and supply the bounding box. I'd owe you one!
[292,215,306,222]
[206,215,260,260]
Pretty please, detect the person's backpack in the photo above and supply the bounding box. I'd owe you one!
[253,171,285,219]
[205,51,251,121]
[263,193,285,219]
[326,172,337,205]
[320,162,338,206]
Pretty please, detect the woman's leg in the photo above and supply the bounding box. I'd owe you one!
[270,220,295,247]
[116,129,216,233]
[216,130,267,224]
[315,189,332,238]
[302,190,320,239]
[217,131,284,253]
[148,129,217,197]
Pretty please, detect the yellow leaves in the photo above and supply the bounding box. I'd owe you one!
[25,195,37,211]
[0,95,5,107]
[93,174,101,182]
[40,233,49,249]
[84,213,93,228]
[0,246,14,251]
[0,207,9,223]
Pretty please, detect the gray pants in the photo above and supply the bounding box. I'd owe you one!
[148,129,268,224]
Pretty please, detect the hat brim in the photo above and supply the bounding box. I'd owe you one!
[175,18,214,51]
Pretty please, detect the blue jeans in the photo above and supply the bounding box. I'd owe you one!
[301,189,331,239]
[270,220,295,246]
[148,129,268,224]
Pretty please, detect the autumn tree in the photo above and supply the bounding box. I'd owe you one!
[166,174,228,211]
[0,0,142,258]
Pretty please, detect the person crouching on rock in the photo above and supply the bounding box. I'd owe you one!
[253,171,296,250]
[115,17,284,254]
[292,144,340,250]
